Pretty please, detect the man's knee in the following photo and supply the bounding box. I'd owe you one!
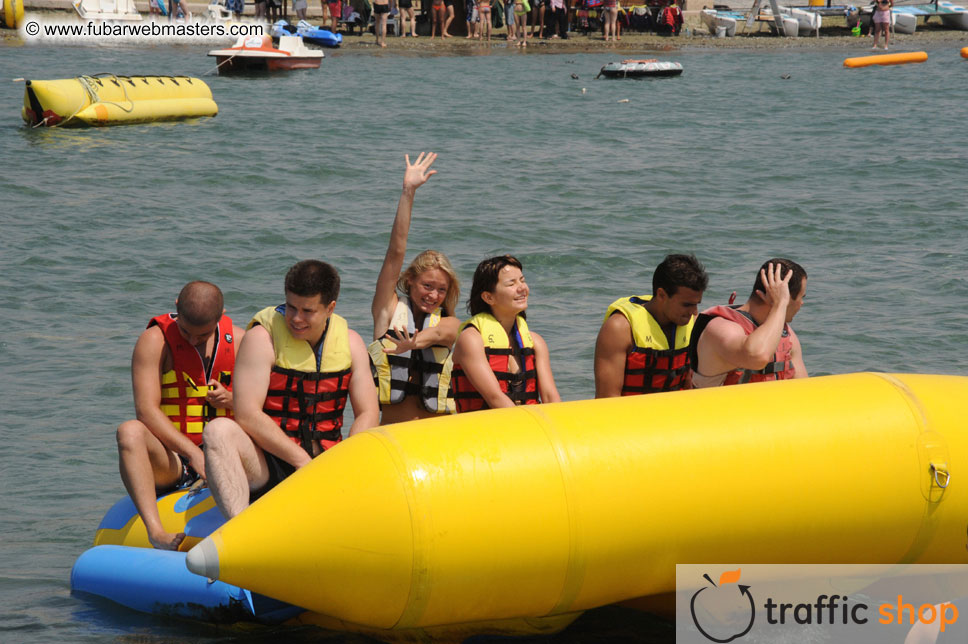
[116,419,148,449]
[203,417,244,450]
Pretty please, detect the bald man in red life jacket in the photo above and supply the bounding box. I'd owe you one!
[690,259,808,388]
[116,281,245,550]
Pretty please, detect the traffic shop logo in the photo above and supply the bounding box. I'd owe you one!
[690,569,755,643]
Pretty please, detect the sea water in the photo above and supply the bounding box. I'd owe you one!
[0,41,966,643]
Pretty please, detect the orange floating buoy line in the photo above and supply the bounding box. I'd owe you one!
[961,47,968,59]
[843,51,929,68]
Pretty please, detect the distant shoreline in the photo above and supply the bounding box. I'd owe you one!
[6,2,968,51]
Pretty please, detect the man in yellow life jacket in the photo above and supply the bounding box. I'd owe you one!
[203,260,379,520]
[116,281,245,550]
[690,258,808,388]
[594,254,708,398]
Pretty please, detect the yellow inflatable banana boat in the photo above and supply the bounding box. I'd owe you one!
[178,372,967,634]
[2,0,24,29]
[22,75,217,127]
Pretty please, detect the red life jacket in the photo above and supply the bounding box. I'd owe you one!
[661,6,674,26]
[451,312,539,413]
[149,313,236,444]
[250,305,352,453]
[696,305,795,385]
[604,295,695,395]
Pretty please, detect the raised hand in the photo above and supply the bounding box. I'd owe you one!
[402,151,438,193]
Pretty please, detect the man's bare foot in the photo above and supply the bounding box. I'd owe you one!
[380,42,388,47]
[149,528,186,551]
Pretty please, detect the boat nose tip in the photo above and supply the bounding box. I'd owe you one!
[185,537,220,579]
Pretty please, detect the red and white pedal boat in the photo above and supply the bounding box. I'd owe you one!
[208,35,323,74]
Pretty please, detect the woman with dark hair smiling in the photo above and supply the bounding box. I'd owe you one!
[450,255,560,412]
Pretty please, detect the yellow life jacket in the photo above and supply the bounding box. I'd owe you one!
[249,305,352,453]
[604,295,694,394]
[451,312,538,412]
[368,298,455,414]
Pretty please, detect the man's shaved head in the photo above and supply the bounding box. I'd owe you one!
[176,281,224,326]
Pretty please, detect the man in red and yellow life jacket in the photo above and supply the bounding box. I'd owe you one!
[594,254,708,398]
[116,281,245,551]
[690,258,808,388]
[203,260,379,520]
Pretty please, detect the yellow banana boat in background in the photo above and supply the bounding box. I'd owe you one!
[2,0,24,29]
[179,372,968,636]
[22,74,217,127]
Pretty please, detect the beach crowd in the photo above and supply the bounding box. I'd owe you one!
[156,0,689,41]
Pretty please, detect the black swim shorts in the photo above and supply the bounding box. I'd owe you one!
[174,459,201,489]
[249,451,297,502]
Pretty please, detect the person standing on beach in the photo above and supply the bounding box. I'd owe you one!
[547,0,567,38]
[326,0,342,33]
[203,261,379,520]
[466,0,479,38]
[370,153,461,424]
[431,0,447,37]
[504,0,517,40]
[116,281,243,550]
[530,0,546,38]
[690,259,808,388]
[478,0,493,39]
[594,254,707,398]
[443,0,457,36]
[372,0,391,46]
[267,0,282,21]
[514,0,531,45]
[451,255,561,411]
[602,0,618,41]
[872,0,892,49]
[398,0,417,36]
[169,0,191,19]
